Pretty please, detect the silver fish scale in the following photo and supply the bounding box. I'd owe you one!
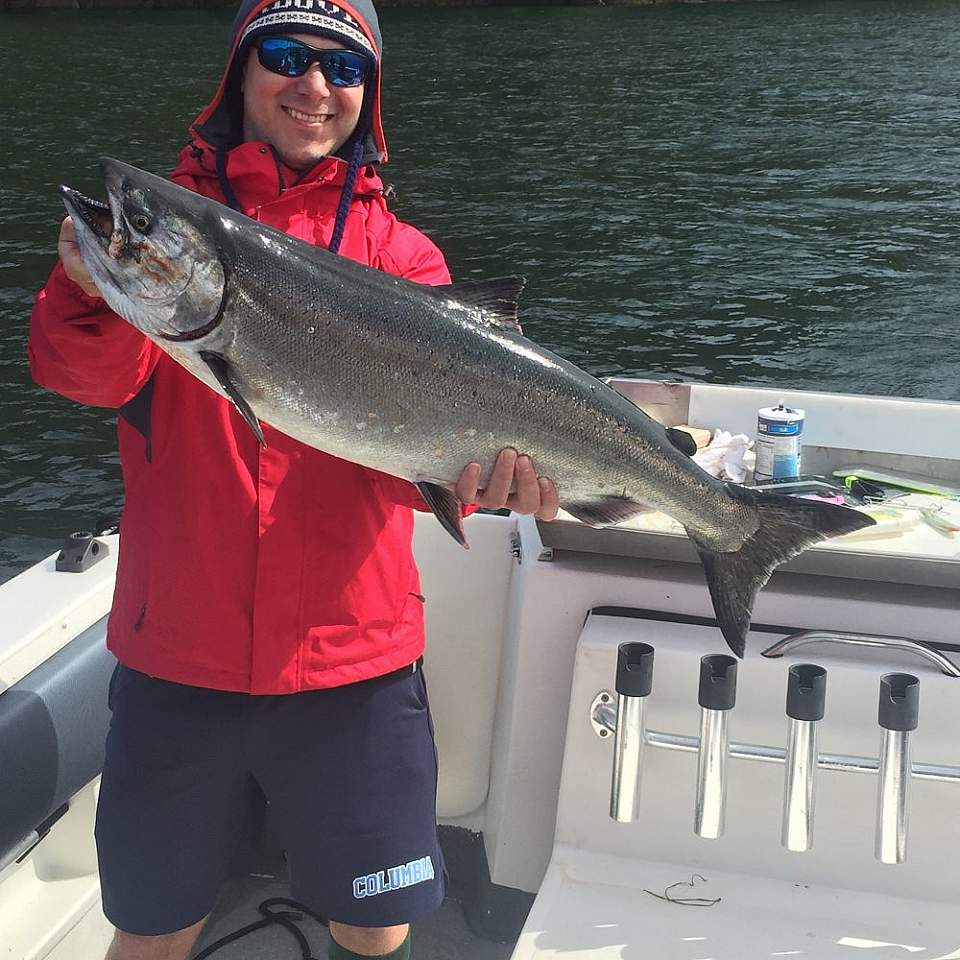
[220,239,753,549]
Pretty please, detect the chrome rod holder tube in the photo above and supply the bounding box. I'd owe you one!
[876,673,919,864]
[782,664,827,852]
[610,642,655,823]
[695,654,737,839]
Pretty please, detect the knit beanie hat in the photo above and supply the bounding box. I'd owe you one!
[237,0,378,61]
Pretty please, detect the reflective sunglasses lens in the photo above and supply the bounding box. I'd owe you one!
[322,50,368,87]
[258,38,310,77]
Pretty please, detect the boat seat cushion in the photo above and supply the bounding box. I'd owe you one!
[0,619,115,862]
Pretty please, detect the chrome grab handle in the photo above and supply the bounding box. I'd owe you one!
[760,631,960,679]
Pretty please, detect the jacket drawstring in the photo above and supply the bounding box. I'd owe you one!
[328,138,364,255]
[216,144,243,212]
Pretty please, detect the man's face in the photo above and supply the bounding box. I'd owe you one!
[242,33,366,172]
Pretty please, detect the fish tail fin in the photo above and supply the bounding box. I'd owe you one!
[689,486,874,658]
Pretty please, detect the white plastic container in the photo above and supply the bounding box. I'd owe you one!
[754,403,804,481]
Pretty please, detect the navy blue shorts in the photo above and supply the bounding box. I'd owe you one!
[95,661,445,936]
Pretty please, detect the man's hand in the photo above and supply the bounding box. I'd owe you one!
[58,217,102,298]
[455,448,560,521]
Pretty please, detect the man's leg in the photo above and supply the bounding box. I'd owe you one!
[96,668,264,948]
[328,921,409,957]
[253,664,445,958]
[103,916,208,960]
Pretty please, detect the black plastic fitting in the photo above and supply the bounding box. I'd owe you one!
[878,673,920,732]
[615,642,654,698]
[698,654,738,711]
[55,531,109,574]
[785,664,827,721]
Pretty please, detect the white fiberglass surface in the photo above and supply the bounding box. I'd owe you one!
[513,850,960,960]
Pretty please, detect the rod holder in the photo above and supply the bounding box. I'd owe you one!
[610,642,654,823]
[695,654,737,839]
[781,664,827,852]
[876,673,919,864]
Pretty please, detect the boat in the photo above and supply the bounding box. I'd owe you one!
[2,377,958,960]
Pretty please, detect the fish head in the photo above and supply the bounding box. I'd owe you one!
[61,157,225,341]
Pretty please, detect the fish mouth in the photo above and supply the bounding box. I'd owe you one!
[60,185,113,246]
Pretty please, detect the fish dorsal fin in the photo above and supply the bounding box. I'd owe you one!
[666,427,698,457]
[199,350,266,447]
[433,276,526,334]
[416,481,468,548]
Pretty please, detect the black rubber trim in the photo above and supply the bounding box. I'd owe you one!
[588,605,960,657]
[589,605,798,637]
[438,825,534,944]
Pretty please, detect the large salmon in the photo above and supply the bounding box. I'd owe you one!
[61,158,873,656]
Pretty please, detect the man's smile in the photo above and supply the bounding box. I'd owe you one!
[284,106,334,124]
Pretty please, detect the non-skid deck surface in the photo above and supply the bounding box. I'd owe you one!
[191,856,515,960]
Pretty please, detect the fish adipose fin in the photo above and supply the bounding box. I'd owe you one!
[434,277,526,334]
[416,482,468,548]
[689,485,875,658]
[666,427,698,457]
[198,350,266,447]
[562,497,650,527]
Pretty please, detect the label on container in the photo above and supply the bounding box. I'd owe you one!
[754,405,804,481]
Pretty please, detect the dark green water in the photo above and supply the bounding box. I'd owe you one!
[2,0,959,581]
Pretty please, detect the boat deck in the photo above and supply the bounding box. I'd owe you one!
[192,854,514,960]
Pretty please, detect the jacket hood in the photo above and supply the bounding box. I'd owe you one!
[190,0,387,166]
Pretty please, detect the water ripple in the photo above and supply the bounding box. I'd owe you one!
[2,0,959,580]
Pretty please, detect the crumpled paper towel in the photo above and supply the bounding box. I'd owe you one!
[692,430,755,483]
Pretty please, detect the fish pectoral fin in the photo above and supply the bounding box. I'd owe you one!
[434,277,526,334]
[562,497,649,527]
[198,350,266,447]
[666,427,698,457]
[416,482,468,548]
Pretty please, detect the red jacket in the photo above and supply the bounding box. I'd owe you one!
[29,88,456,693]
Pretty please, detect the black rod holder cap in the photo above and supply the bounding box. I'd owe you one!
[698,654,738,711]
[616,642,654,698]
[878,673,920,732]
[786,664,827,721]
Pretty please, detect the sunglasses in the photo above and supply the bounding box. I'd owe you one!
[256,37,371,87]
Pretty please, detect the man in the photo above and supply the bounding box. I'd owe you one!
[28,2,558,959]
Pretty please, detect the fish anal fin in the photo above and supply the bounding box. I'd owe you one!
[562,497,650,527]
[666,427,698,457]
[198,350,266,447]
[434,277,526,334]
[416,481,468,548]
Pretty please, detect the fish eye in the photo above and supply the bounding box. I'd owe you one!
[129,211,152,234]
